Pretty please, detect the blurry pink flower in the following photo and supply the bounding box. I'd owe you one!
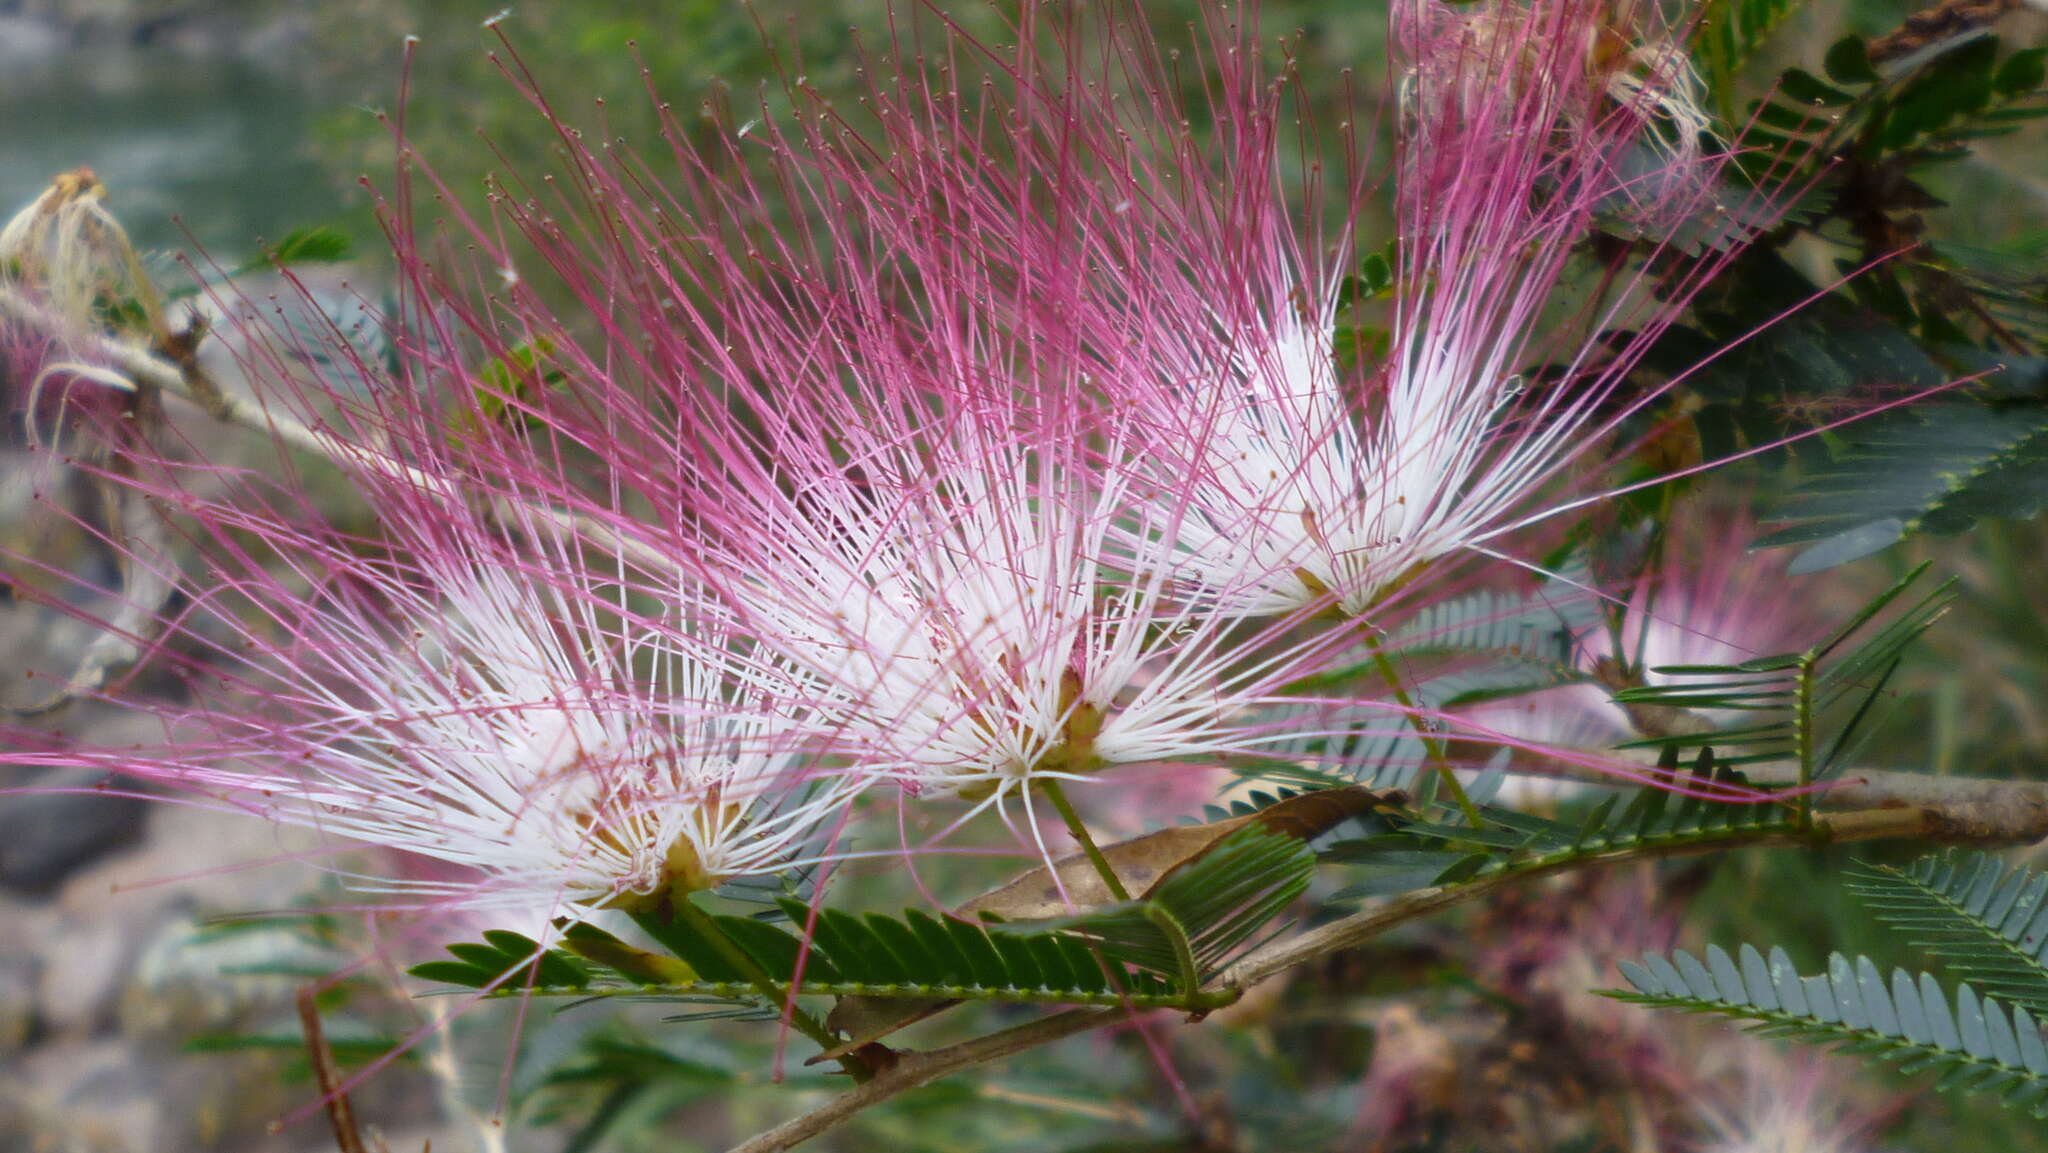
[1691,1051,1887,1153]
[1462,511,1818,754]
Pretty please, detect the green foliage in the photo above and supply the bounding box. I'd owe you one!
[409,928,593,990]
[411,831,1328,1015]
[1326,749,1801,899]
[1848,853,2048,1016]
[1336,244,1397,308]
[1271,566,1599,790]
[1823,36,1880,87]
[183,1030,410,1064]
[1652,253,1949,468]
[1381,561,1597,668]
[996,825,1315,986]
[1756,403,2048,571]
[1698,0,1815,97]
[415,908,1188,1015]
[1611,563,1954,785]
[222,225,356,280]
[467,336,568,429]
[1646,27,2048,572]
[614,900,1189,1006]
[1742,35,2048,174]
[1612,944,2048,1116]
[1928,233,2048,350]
[1612,850,2048,1120]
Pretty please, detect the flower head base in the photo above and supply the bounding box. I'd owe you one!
[0,168,165,340]
[322,565,843,918]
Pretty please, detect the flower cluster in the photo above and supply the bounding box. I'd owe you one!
[3,0,1792,939]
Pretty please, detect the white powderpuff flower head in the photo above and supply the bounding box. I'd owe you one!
[289,560,857,923]
[2,446,864,933]
[1691,1056,1886,1153]
[0,167,165,339]
[714,408,1334,821]
[1057,0,1791,624]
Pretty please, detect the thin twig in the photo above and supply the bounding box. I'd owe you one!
[1365,639,1487,828]
[0,287,672,559]
[727,1004,1120,1153]
[293,986,370,1153]
[0,288,677,575]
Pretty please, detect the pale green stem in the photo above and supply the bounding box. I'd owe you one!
[1795,652,1819,834]
[1141,904,1203,1000]
[668,896,850,1068]
[1365,642,1486,829]
[1038,778,1132,903]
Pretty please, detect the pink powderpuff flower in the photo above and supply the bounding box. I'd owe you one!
[364,3,1780,834]
[2,421,864,931]
[1027,0,1793,622]
[370,27,1395,828]
[655,297,1357,832]
[1461,509,1819,757]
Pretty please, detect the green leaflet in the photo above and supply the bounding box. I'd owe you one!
[414,906,1198,1011]
[412,825,1330,1019]
[990,824,1317,987]
[231,225,355,277]
[1700,0,1814,97]
[1610,943,2048,1117]
[1325,749,1801,900]
[1848,853,2048,1017]
[408,929,590,991]
[1756,404,2048,572]
[1610,565,1954,798]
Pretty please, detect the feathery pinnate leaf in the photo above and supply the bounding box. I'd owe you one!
[1610,944,2048,1116]
[1848,852,2048,1016]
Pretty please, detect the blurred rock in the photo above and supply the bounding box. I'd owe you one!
[7,1,312,71]
[0,767,150,896]
[34,908,139,1037]
[0,944,37,1054]
[0,798,478,1151]
[0,14,66,64]
[4,1040,163,1153]
[121,913,339,1037]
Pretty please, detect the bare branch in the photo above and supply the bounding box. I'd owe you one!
[0,286,677,574]
[727,1006,1120,1153]
[1499,746,2048,845]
